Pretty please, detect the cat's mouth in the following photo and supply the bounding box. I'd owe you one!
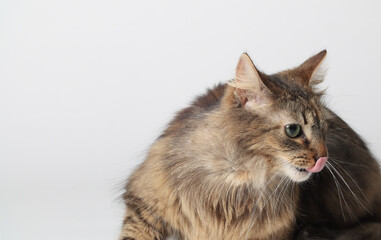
[306,157,328,173]
[287,157,328,182]
[293,166,307,172]
[284,164,312,182]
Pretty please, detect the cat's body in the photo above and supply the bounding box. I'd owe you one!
[120,51,381,240]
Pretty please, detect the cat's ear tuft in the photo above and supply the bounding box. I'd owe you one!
[295,50,327,85]
[227,53,273,109]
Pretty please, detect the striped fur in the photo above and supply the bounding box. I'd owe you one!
[120,51,381,240]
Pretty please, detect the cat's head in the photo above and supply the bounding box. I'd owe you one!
[224,50,328,182]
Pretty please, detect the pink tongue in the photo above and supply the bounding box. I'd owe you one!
[306,157,328,173]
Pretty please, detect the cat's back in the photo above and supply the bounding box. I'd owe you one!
[159,83,226,139]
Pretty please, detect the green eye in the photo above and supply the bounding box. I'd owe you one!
[285,124,302,138]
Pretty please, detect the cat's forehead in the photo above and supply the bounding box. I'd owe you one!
[274,98,323,125]
[267,73,314,100]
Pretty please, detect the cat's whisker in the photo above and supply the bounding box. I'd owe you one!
[327,162,361,206]
[328,160,372,216]
[291,182,296,206]
[327,162,358,221]
[244,175,288,240]
[249,171,283,225]
[329,159,370,202]
[328,158,367,168]
[273,180,286,221]
[274,178,291,218]
[241,171,280,239]
[326,163,347,222]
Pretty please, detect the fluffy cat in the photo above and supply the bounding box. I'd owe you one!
[119,50,381,240]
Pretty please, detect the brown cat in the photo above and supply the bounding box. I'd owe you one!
[119,50,381,240]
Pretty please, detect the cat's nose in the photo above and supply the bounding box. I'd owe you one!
[313,143,328,161]
[308,142,328,173]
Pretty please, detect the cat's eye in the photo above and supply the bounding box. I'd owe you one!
[285,124,302,138]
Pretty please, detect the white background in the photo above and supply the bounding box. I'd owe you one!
[1,0,381,239]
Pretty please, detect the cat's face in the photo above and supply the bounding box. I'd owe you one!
[226,51,328,182]
[263,97,328,182]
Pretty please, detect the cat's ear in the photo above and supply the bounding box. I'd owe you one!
[228,53,273,109]
[294,50,327,85]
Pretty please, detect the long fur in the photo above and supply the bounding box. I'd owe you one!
[119,51,381,240]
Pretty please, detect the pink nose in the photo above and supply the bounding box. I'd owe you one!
[306,157,328,173]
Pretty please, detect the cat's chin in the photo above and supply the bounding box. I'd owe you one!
[284,165,312,182]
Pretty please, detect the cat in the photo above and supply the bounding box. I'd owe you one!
[119,50,381,240]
